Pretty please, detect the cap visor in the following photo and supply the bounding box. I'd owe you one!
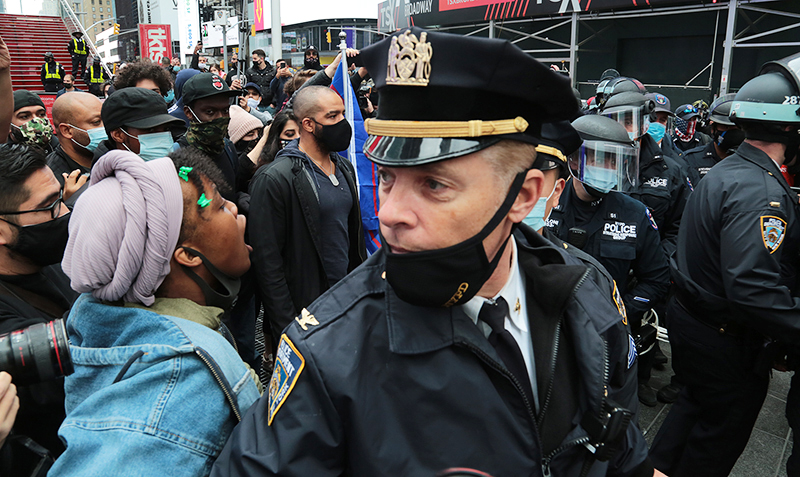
[126,113,186,130]
[188,90,241,105]
[363,136,500,166]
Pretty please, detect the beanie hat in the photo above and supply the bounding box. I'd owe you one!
[228,105,263,144]
[63,150,183,306]
[13,90,45,112]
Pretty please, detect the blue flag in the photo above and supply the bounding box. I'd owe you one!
[330,54,381,254]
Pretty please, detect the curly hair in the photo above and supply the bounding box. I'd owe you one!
[114,59,173,96]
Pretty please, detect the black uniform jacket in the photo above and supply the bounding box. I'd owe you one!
[682,142,722,186]
[629,134,692,258]
[548,181,669,323]
[672,141,800,342]
[248,140,366,340]
[212,227,652,477]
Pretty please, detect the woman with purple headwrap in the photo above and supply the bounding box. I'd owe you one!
[51,148,261,477]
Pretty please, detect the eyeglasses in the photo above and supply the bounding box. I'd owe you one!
[0,190,64,222]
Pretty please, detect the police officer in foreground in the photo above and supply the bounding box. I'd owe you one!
[681,93,745,185]
[648,53,800,477]
[213,27,659,477]
[40,52,65,93]
[546,114,669,407]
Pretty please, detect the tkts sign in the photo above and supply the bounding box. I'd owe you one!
[379,0,696,32]
[139,24,173,62]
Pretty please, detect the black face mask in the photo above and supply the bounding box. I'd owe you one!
[179,247,241,311]
[280,139,291,149]
[235,137,259,155]
[304,57,320,69]
[382,172,527,308]
[714,128,745,155]
[312,118,352,152]
[6,213,70,267]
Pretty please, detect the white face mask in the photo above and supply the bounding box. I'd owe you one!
[522,180,558,231]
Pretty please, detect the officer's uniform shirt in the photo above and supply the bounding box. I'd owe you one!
[683,142,722,186]
[548,180,669,321]
[461,238,539,411]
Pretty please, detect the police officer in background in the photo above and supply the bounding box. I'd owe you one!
[547,114,670,407]
[672,103,712,153]
[601,90,691,260]
[68,30,88,79]
[213,27,659,477]
[644,92,682,161]
[649,53,800,477]
[682,94,745,185]
[84,57,109,97]
[40,52,65,92]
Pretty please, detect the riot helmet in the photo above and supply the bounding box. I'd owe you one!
[600,91,655,141]
[707,93,744,155]
[729,53,800,154]
[569,114,639,195]
[707,94,736,126]
[600,76,646,107]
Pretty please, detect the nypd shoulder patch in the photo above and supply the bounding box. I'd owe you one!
[761,216,787,254]
[612,280,628,326]
[645,208,658,231]
[268,334,306,426]
[627,334,638,369]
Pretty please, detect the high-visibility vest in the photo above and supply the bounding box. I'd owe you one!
[89,65,104,83]
[44,62,62,80]
[72,38,87,55]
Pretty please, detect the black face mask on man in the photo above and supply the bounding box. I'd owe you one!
[6,213,70,267]
[311,118,352,152]
[714,128,745,155]
[179,247,241,311]
[382,171,527,308]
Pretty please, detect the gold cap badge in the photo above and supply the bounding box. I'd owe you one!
[387,30,433,86]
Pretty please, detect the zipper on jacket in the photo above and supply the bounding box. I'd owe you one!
[194,349,243,422]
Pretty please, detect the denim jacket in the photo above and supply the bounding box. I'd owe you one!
[50,294,261,477]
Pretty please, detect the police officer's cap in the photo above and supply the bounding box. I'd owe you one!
[72,31,83,37]
[646,92,673,117]
[675,103,700,121]
[534,121,582,174]
[360,27,579,166]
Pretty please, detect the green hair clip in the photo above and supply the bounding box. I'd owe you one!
[178,166,193,182]
[197,193,212,208]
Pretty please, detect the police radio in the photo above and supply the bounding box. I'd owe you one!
[567,227,588,249]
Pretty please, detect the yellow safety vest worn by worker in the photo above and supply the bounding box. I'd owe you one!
[72,39,87,55]
[89,66,105,83]
[44,62,62,80]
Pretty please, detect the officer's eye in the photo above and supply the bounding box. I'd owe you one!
[377,168,393,184]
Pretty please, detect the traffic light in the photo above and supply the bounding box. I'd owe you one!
[326,30,331,44]
[113,23,120,34]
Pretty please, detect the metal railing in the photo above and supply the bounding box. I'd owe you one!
[57,0,113,78]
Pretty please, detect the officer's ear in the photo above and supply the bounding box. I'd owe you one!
[508,168,545,223]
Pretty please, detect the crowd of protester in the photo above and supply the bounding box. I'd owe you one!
[0,23,799,477]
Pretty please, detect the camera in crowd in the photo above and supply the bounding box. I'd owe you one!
[0,319,73,386]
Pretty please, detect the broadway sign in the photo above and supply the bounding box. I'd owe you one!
[379,0,697,32]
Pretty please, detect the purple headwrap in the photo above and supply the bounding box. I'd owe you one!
[63,150,183,306]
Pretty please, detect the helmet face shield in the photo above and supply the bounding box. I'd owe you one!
[569,140,639,193]
[603,107,648,140]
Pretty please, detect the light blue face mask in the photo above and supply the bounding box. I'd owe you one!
[583,165,618,193]
[522,182,557,231]
[173,65,180,72]
[163,89,175,103]
[246,98,260,110]
[647,122,666,144]
[122,129,174,161]
[69,124,107,153]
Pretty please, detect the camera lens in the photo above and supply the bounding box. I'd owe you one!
[0,319,73,386]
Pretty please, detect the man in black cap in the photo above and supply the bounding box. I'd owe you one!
[175,73,242,204]
[213,27,655,477]
[68,31,88,79]
[84,56,109,98]
[237,81,271,125]
[96,87,184,161]
[303,45,322,71]
[672,103,711,153]
[40,52,65,92]
[644,92,681,161]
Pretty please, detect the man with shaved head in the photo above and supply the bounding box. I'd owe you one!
[47,91,105,205]
[249,85,365,350]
